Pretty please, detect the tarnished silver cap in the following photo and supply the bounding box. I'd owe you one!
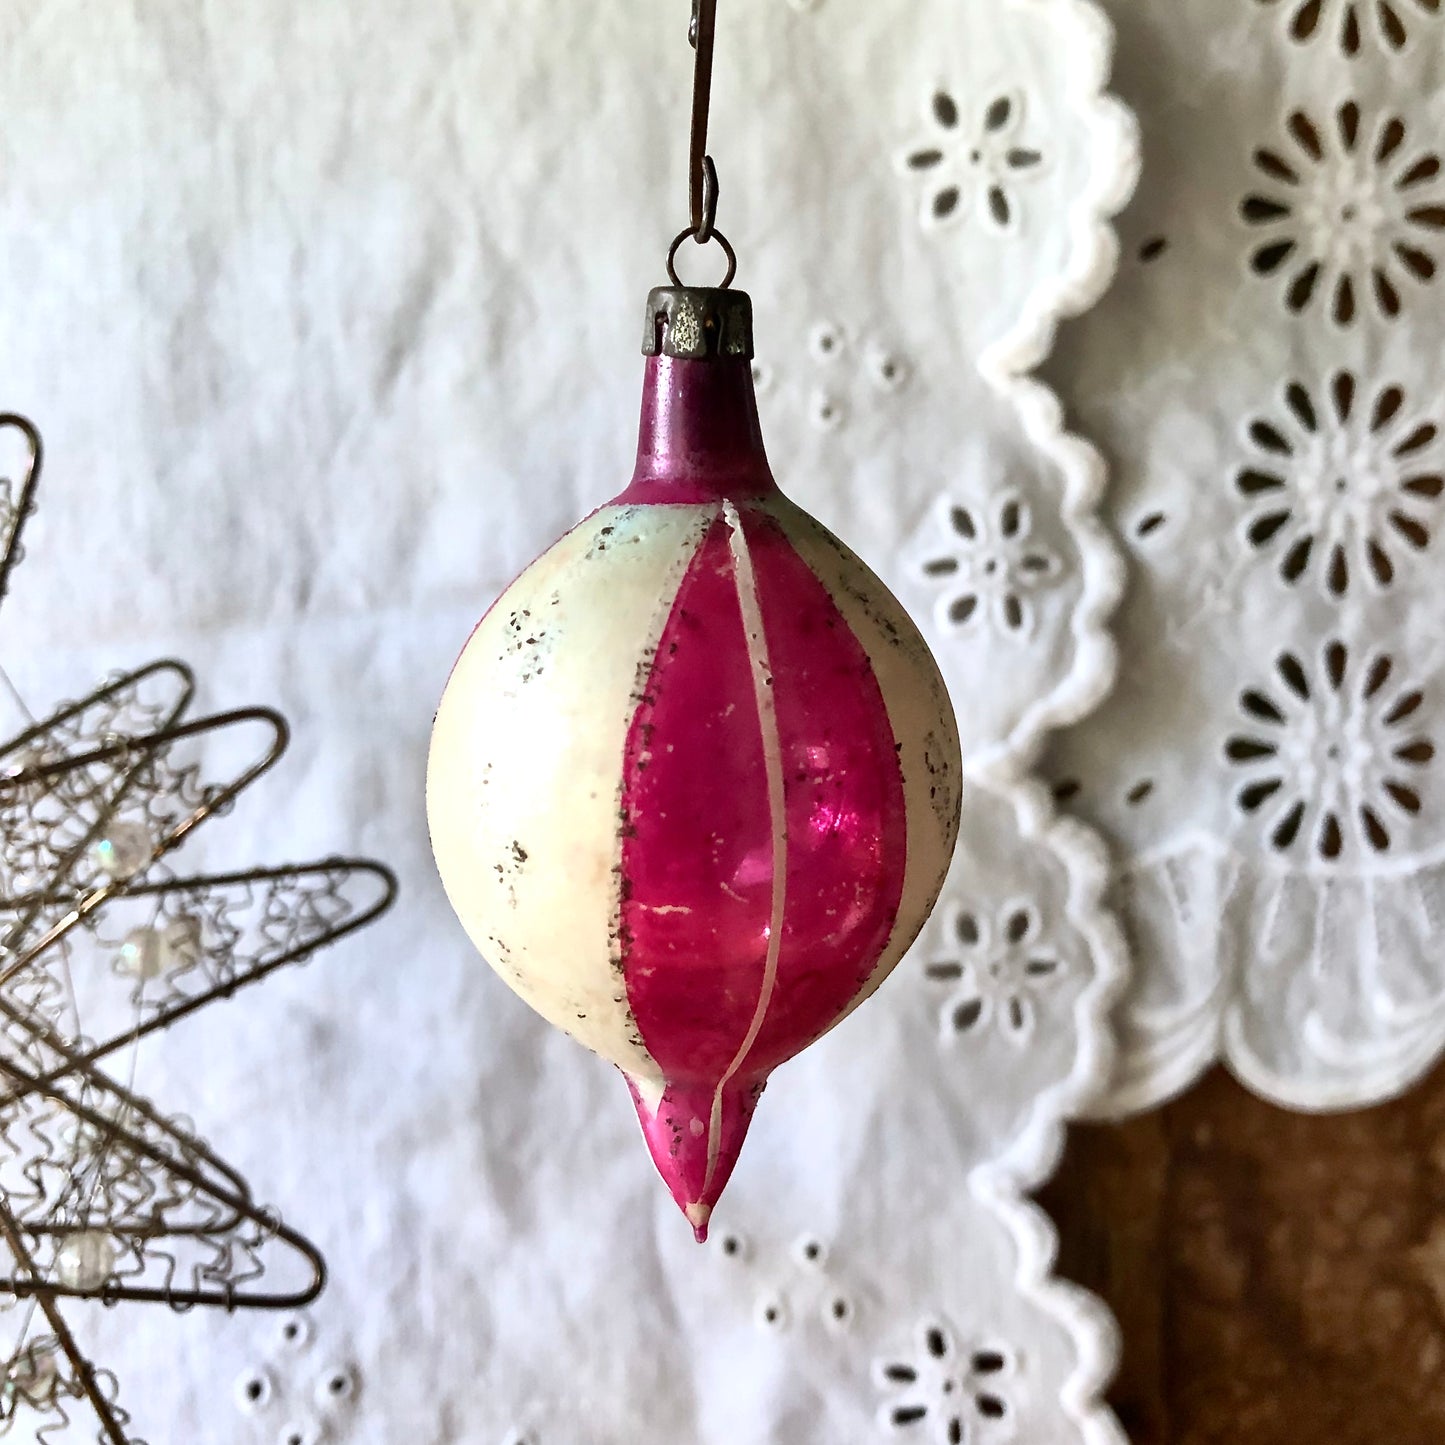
[643,287,754,361]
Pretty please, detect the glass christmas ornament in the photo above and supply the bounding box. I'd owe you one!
[426,1,964,1238]
[428,294,964,1235]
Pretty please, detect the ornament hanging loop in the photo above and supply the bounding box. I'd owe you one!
[666,224,738,290]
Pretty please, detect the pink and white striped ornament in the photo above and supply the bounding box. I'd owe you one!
[427,288,962,1239]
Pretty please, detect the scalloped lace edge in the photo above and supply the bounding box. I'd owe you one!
[966,775,1131,1444]
[960,1,1141,1437]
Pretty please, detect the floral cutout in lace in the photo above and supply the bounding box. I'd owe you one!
[1225,642,1434,860]
[233,1313,361,1444]
[913,493,1064,642]
[795,320,913,434]
[710,1229,857,1336]
[923,900,1064,1047]
[1235,371,1442,595]
[1242,102,1444,326]
[873,1320,1017,1443]
[1256,0,1442,55]
[899,89,1045,232]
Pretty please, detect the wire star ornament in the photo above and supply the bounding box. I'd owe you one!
[0,414,396,1442]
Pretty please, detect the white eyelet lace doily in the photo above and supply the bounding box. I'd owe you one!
[0,0,1136,1440]
[1043,0,1445,1115]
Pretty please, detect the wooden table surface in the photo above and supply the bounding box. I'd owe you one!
[1041,1066,1445,1443]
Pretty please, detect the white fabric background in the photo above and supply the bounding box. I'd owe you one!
[0,2,1136,1441]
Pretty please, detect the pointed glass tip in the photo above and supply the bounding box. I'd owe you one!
[686,1203,712,1245]
[624,1073,765,1236]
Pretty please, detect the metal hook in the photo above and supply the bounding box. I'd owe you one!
[697,154,719,244]
[686,0,726,276]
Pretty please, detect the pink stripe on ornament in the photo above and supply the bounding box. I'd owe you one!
[618,502,908,1232]
[620,514,772,1084]
[737,506,908,1065]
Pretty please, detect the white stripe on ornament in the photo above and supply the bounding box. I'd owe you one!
[703,502,789,1196]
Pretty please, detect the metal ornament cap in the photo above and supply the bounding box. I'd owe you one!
[644,286,753,361]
